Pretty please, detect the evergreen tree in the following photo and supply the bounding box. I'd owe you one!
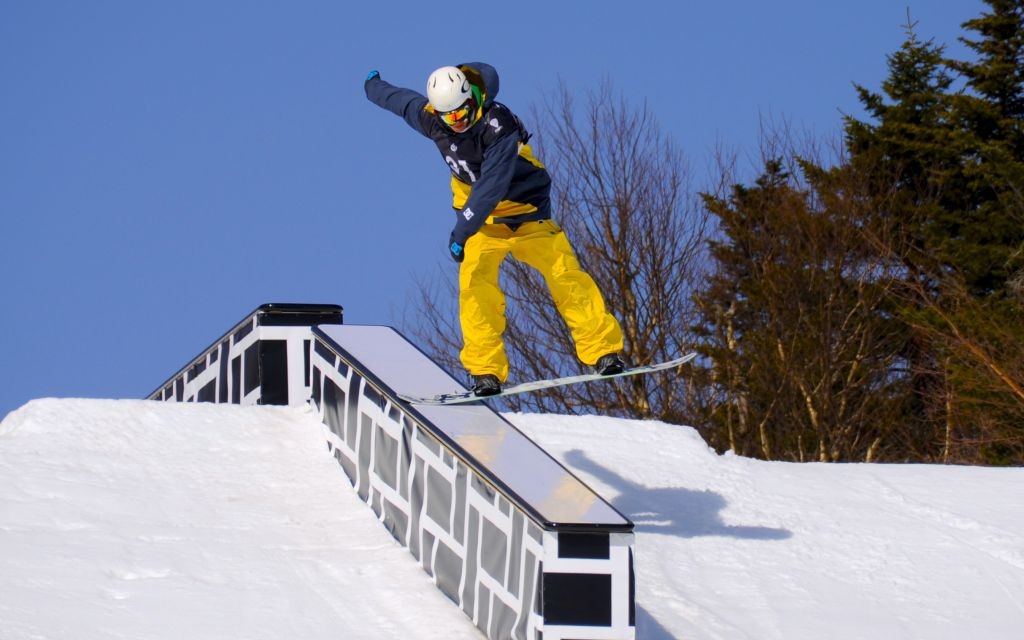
[941,0,1024,462]
[945,0,1024,296]
[844,16,958,258]
[841,17,958,459]
[845,3,1023,297]
[843,6,1024,463]
[694,160,905,462]
[951,0,1024,143]
[696,6,1024,463]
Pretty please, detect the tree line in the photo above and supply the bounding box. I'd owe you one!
[410,0,1024,465]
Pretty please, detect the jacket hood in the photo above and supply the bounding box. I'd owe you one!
[458,62,499,106]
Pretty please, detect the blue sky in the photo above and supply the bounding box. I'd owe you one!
[1,1,983,418]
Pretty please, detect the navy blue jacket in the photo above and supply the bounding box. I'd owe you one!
[365,62,551,245]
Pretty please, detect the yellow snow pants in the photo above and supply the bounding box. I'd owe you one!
[459,219,624,381]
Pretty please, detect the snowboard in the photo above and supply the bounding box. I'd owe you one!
[399,352,697,406]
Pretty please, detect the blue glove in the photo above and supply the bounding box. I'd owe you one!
[366,70,380,81]
[448,233,465,263]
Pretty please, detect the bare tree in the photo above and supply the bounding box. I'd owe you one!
[407,81,709,422]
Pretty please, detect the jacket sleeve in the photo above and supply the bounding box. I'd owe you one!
[450,132,520,244]
[364,75,431,137]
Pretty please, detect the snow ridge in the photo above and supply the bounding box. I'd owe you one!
[2,399,1023,639]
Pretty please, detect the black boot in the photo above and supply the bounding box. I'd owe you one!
[471,374,502,397]
[594,353,626,375]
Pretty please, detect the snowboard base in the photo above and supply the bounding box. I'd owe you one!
[399,352,697,406]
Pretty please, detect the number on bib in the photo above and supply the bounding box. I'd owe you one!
[445,156,477,183]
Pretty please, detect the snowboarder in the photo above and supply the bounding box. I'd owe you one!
[364,62,625,397]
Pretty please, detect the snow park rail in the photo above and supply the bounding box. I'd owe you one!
[148,303,636,640]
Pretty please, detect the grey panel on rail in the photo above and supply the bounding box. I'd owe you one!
[315,324,629,529]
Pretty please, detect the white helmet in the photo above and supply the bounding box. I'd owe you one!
[426,66,472,112]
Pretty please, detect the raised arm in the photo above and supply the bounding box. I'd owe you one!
[364,71,432,137]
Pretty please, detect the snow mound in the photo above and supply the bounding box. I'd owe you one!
[507,412,1024,640]
[0,399,481,640]
[2,400,1023,640]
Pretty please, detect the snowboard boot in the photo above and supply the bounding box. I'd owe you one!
[594,353,626,376]
[471,374,502,397]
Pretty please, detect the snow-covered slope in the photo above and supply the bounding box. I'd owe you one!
[509,413,1024,640]
[2,399,1022,639]
[0,399,482,640]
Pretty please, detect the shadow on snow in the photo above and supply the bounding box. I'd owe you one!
[561,448,791,638]
[563,448,792,541]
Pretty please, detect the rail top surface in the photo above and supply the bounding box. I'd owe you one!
[315,324,632,530]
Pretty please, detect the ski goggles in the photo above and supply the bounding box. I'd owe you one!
[437,100,473,127]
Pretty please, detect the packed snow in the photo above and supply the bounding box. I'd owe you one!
[0,400,482,640]
[510,414,1024,639]
[2,399,1022,639]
